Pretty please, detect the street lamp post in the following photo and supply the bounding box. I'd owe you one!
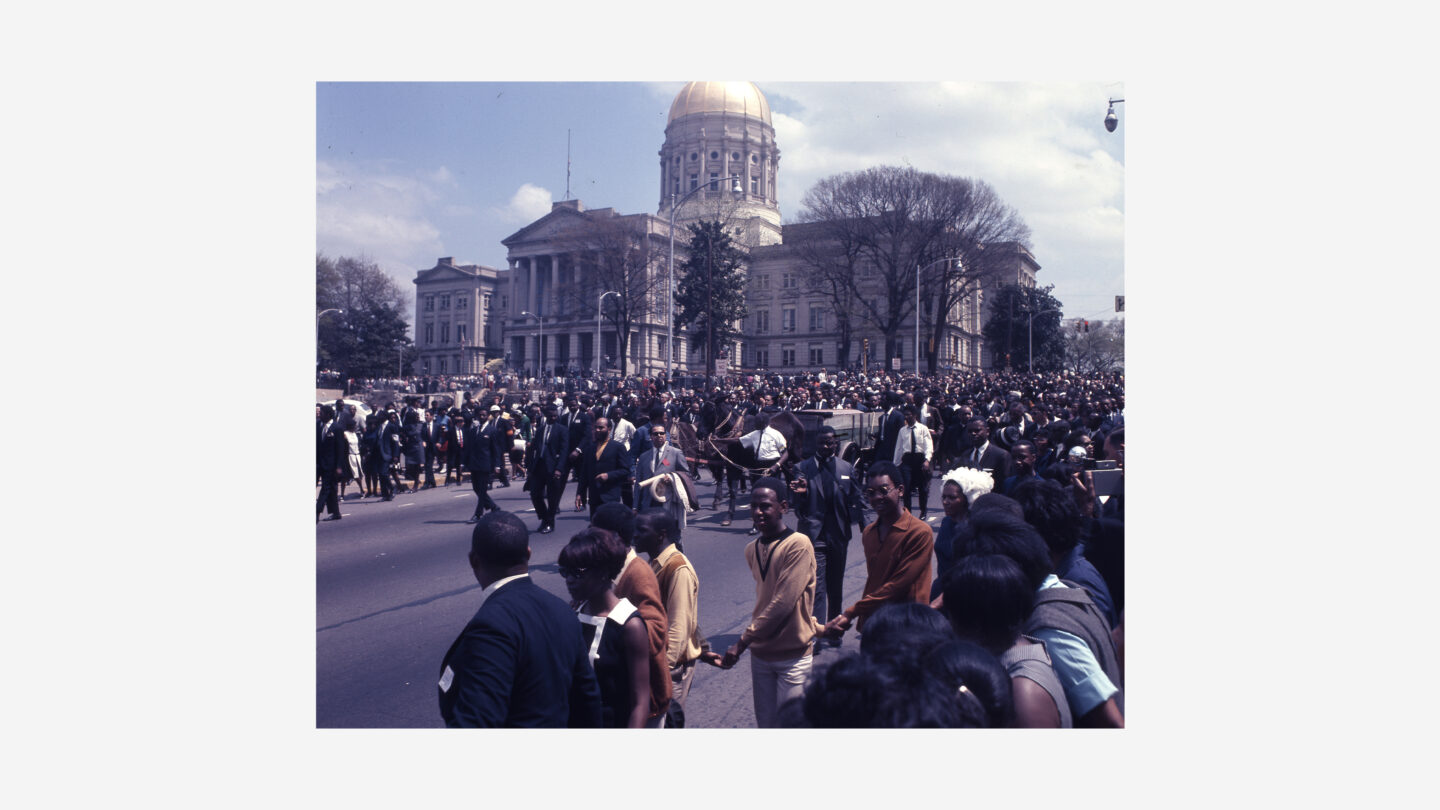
[316,308,343,370]
[668,174,742,386]
[914,256,962,375]
[596,290,620,379]
[519,311,542,380]
[1024,306,1061,373]
[1105,97,1125,132]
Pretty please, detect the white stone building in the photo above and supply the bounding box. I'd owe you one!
[418,81,1039,377]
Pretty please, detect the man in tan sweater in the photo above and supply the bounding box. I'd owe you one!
[720,477,823,728]
[635,507,714,728]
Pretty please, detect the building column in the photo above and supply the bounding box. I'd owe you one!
[549,254,560,316]
[526,256,537,317]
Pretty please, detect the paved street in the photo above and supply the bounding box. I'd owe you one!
[317,468,940,728]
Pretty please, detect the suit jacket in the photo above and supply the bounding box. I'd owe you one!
[794,455,864,548]
[316,421,346,473]
[873,407,905,465]
[462,423,499,473]
[634,444,688,508]
[438,577,602,728]
[562,409,592,454]
[526,420,569,480]
[377,421,401,463]
[580,439,632,507]
[961,443,1013,485]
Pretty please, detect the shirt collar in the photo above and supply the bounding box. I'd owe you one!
[613,548,638,586]
[477,573,529,610]
[654,545,679,568]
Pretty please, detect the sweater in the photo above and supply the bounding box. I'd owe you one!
[651,546,707,668]
[741,531,822,661]
[614,551,673,717]
[845,509,934,627]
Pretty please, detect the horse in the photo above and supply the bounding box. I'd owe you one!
[670,410,805,526]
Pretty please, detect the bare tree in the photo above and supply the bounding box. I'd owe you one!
[794,166,1030,372]
[920,182,1031,374]
[555,216,668,378]
[788,221,865,368]
[1064,318,1125,374]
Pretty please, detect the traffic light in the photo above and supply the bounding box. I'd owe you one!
[1115,295,1125,313]
[1083,320,1090,333]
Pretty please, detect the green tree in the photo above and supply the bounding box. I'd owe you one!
[317,253,414,380]
[982,284,1067,373]
[675,220,748,378]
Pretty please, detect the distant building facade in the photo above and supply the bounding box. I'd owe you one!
[413,257,502,376]
[415,81,1040,378]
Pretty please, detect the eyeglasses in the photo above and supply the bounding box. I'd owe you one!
[558,565,593,580]
[863,485,895,498]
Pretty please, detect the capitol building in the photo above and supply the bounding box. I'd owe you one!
[413,81,1037,379]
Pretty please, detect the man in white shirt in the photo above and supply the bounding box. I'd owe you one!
[893,405,934,519]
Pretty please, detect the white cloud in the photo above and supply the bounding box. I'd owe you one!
[315,159,449,285]
[490,183,554,224]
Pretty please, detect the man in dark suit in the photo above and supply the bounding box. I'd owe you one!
[789,425,865,640]
[871,393,905,475]
[316,405,346,522]
[438,511,603,728]
[420,409,441,489]
[376,409,401,501]
[579,417,632,518]
[463,412,501,523]
[526,403,569,534]
[959,417,1013,487]
[561,394,593,511]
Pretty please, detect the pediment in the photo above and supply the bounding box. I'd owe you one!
[414,264,478,284]
[501,207,597,247]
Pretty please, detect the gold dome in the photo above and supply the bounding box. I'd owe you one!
[667,81,771,125]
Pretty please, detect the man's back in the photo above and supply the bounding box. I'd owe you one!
[438,577,601,727]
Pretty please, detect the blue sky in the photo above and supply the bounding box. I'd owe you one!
[317,81,1126,328]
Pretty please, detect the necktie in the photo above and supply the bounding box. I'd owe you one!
[909,425,916,453]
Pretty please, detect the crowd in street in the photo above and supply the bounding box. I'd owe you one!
[317,367,1124,728]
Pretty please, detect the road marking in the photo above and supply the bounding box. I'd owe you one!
[454,495,471,499]
[397,503,414,508]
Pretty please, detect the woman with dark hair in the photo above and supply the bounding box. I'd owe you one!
[857,602,955,666]
[922,640,1015,728]
[940,553,1072,728]
[798,652,964,728]
[559,527,650,729]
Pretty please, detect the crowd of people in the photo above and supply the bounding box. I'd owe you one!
[319,367,1124,727]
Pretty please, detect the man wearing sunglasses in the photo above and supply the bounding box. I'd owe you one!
[822,461,934,640]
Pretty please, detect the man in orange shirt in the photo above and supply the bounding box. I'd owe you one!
[823,461,934,639]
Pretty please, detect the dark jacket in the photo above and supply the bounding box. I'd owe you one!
[526,419,570,480]
[793,455,864,548]
[463,423,500,473]
[438,577,602,728]
[580,438,633,508]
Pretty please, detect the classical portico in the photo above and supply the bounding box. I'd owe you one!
[499,200,676,378]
